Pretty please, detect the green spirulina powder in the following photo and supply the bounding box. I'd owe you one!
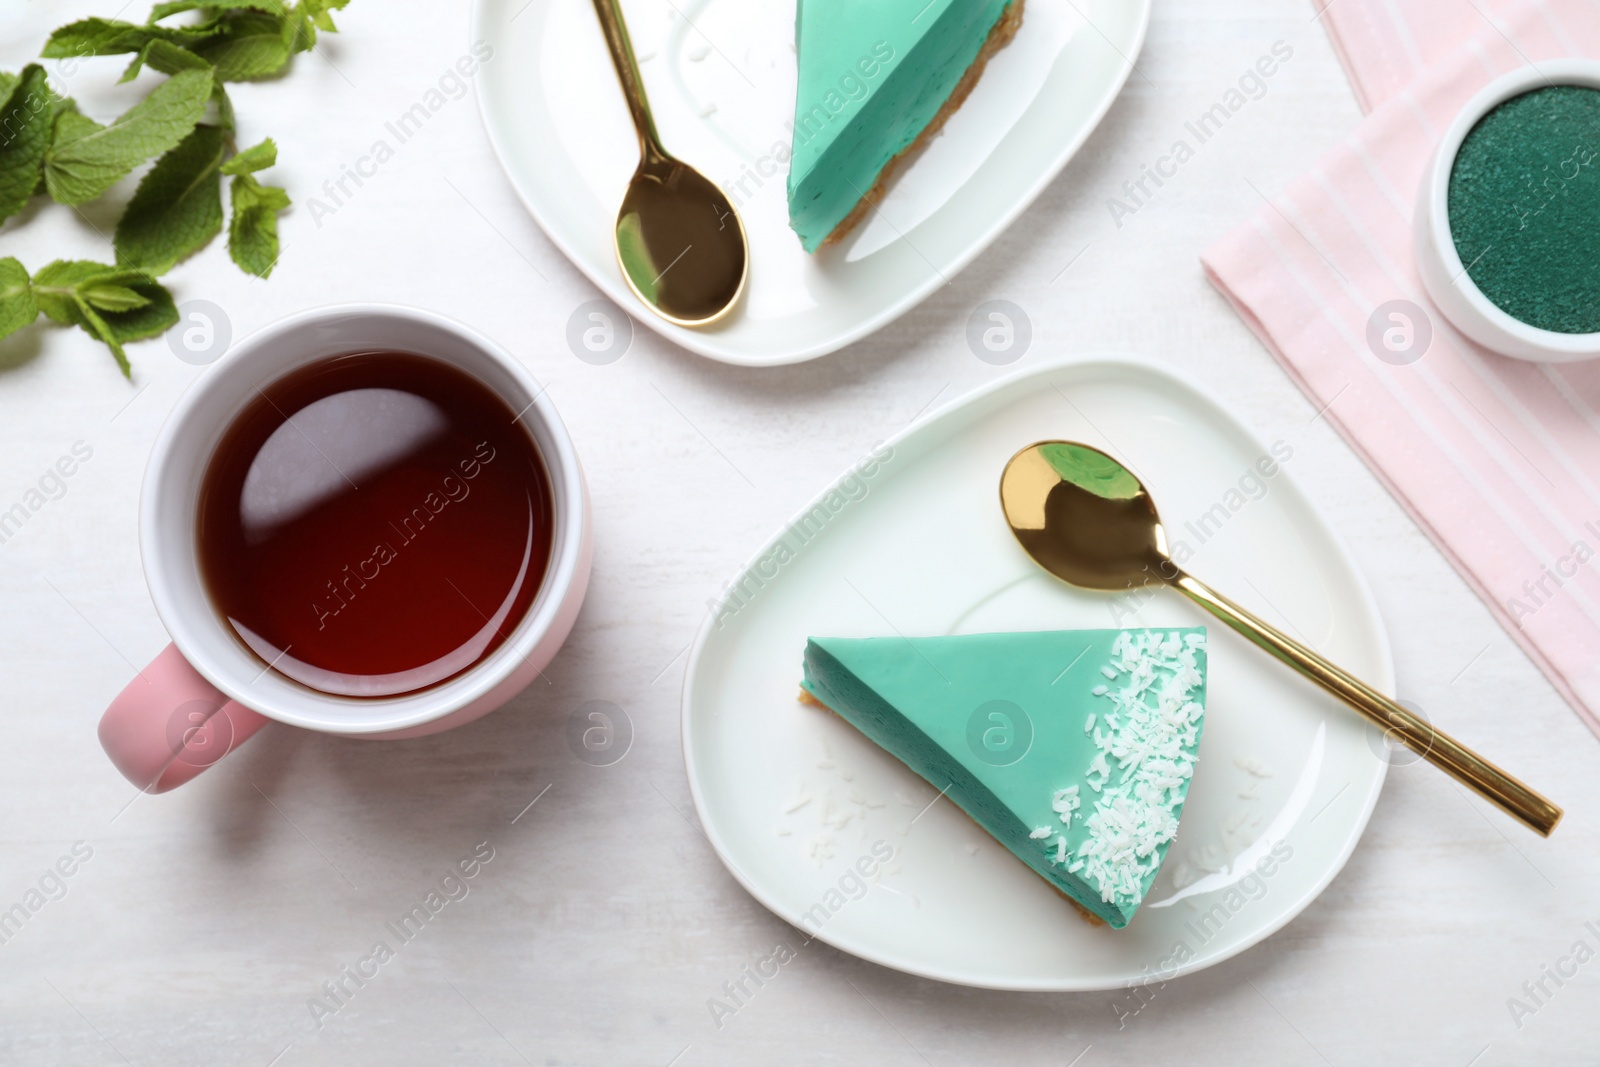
[1448,85,1600,334]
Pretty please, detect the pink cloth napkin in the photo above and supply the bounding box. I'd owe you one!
[1203,0,1600,737]
[1318,0,1533,112]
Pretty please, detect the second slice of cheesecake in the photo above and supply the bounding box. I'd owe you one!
[800,628,1208,928]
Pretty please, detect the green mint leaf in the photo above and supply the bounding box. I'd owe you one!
[285,0,349,46]
[120,36,214,83]
[0,72,18,100]
[192,12,293,81]
[305,0,352,16]
[149,23,232,49]
[43,67,212,205]
[41,19,146,59]
[146,39,214,74]
[150,1,288,20]
[86,269,178,343]
[72,296,131,376]
[31,260,175,377]
[41,94,85,192]
[32,260,114,323]
[28,90,77,198]
[283,10,317,54]
[114,124,226,274]
[45,19,228,66]
[43,111,109,201]
[79,283,151,312]
[20,89,79,202]
[228,173,289,277]
[49,110,105,146]
[220,136,275,175]
[0,65,53,223]
[0,258,38,342]
[47,93,80,126]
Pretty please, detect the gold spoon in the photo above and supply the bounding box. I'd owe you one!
[1000,440,1563,837]
[589,0,748,326]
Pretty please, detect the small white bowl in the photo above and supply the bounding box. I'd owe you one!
[1415,59,1600,363]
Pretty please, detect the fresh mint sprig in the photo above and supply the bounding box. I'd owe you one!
[0,0,351,377]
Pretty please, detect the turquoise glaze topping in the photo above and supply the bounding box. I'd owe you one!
[786,0,1013,251]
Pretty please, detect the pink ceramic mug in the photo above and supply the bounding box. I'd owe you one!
[99,305,592,792]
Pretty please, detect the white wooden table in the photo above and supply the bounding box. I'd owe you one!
[2,1,1594,1062]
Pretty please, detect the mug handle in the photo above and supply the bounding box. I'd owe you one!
[99,643,270,793]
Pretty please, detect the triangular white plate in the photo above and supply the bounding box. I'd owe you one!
[682,355,1392,990]
[471,0,1149,364]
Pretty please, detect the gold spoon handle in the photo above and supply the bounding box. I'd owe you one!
[1173,570,1563,837]
[590,0,665,158]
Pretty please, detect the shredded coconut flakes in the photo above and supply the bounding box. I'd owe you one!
[1044,630,1205,910]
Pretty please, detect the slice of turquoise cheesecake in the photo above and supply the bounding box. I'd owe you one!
[801,629,1207,928]
[786,0,1023,252]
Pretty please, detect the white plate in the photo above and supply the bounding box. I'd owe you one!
[471,0,1149,365]
[681,355,1392,990]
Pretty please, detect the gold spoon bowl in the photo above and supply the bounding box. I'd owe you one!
[590,0,747,326]
[1000,440,1562,838]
